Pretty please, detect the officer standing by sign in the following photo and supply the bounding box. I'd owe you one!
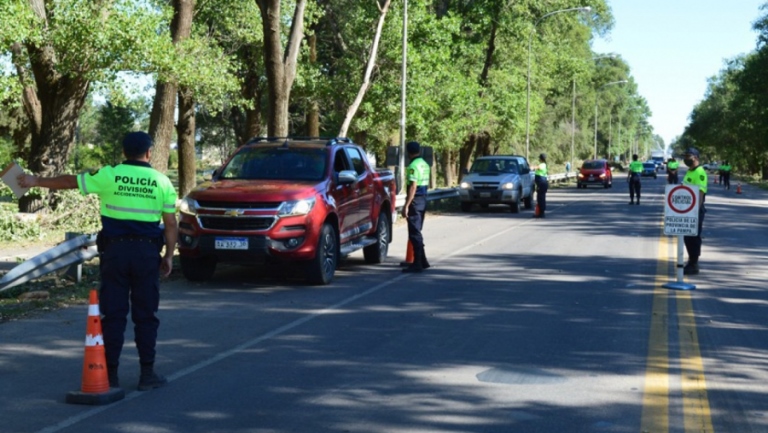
[627,154,643,205]
[720,160,732,190]
[533,153,548,218]
[18,131,178,390]
[682,147,707,275]
[666,157,680,184]
[401,141,430,273]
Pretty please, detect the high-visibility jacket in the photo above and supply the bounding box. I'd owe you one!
[77,161,177,237]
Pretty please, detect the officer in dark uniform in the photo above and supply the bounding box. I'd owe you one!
[682,147,707,275]
[533,153,548,218]
[627,154,643,205]
[401,141,430,273]
[18,132,178,391]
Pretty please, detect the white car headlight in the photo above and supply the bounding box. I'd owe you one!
[502,182,514,190]
[460,182,471,189]
[278,198,316,216]
[179,197,198,216]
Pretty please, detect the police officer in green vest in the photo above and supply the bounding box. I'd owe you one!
[682,147,708,275]
[18,131,178,390]
[627,154,643,205]
[720,160,732,190]
[666,157,680,184]
[533,153,548,218]
[401,141,430,273]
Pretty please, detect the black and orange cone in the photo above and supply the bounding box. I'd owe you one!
[534,203,541,217]
[736,183,742,194]
[66,290,125,405]
[400,240,414,266]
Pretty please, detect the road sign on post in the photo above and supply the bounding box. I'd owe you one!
[663,184,699,291]
[664,184,699,236]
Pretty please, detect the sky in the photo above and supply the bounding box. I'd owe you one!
[592,0,766,149]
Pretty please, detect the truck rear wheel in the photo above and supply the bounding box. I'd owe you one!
[364,212,389,264]
[180,255,217,282]
[305,223,337,285]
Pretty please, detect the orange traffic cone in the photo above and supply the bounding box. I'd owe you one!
[534,203,541,217]
[66,290,125,405]
[713,177,718,184]
[736,183,742,194]
[400,240,414,266]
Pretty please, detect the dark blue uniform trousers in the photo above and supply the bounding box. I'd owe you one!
[535,176,548,214]
[99,239,161,367]
[684,200,706,263]
[407,195,428,267]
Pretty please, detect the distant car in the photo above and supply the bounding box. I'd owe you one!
[577,159,613,188]
[641,162,657,178]
[702,161,720,172]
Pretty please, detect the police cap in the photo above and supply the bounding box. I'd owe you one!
[406,141,420,155]
[684,147,700,158]
[123,131,154,156]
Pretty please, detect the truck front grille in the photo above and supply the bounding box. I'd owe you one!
[197,201,281,209]
[473,182,499,191]
[199,217,275,231]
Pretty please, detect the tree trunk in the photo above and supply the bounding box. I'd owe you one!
[338,0,391,138]
[257,0,307,137]
[148,81,177,171]
[458,135,477,182]
[306,33,320,137]
[149,0,195,172]
[441,149,455,186]
[13,39,90,211]
[176,87,197,198]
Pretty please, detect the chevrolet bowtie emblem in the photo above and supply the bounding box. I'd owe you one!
[224,209,244,217]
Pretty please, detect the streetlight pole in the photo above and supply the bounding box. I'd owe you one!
[525,6,591,161]
[398,0,408,193]
[593,80,627,159]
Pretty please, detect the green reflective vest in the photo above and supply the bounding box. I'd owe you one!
[407,157,430,195]
[629,161,643,173]
[667,161,679,170]
[684,165,708,194]
[77,163,177,223]
[534,162,547,177]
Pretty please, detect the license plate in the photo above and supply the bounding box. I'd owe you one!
[480,192,491,198]
[215,237,248,250]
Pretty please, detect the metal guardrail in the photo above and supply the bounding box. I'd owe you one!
[0,233,98,292]
[395,172,575,210]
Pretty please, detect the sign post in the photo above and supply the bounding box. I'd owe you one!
[662,184,699,290]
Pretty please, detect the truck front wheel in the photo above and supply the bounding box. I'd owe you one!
[305,223,338,285]
[460,202,473,212]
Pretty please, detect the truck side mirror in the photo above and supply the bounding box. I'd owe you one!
[337,170,357,185]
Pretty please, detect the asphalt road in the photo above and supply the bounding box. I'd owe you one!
[2,170,767,433]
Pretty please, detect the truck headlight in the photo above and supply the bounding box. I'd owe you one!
[460,182,471,189]
[502,182,514,190]
[278,198,316,216]
[179,197,198,216]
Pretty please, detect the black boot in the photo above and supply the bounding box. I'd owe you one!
[683,259,700,275]
[421,249,431,270]
[138,363,167,391]
[403,247,424,273]
[107,364,119,388]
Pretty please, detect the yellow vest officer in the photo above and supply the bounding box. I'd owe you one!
[17,131,178,390]
[682,147,707,275]
[627,154,643,205]
[402,141,430,273]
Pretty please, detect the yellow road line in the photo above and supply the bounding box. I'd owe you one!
[677,289,714,432]
[641,233,672,433]
[641,231,714,432]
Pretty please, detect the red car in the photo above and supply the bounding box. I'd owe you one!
[177,137,397,285]
[577,159,613,188]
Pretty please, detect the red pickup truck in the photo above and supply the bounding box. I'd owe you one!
[177,137,397,285]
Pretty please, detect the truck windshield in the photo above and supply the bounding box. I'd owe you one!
[470,159,518,174]
[219,147,327,181]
